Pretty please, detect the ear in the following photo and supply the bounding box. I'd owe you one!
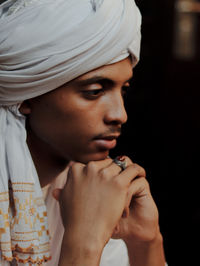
[19,100,31,115]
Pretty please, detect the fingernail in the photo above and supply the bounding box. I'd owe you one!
[116,155,125,161]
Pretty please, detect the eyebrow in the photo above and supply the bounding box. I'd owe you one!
[72,75,133,87]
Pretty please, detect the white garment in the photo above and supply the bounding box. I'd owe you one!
[0,106,51,265]
[42,172,130,266]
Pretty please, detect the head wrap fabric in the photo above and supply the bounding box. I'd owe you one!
[0,0,141,105]
[0,0,142,264]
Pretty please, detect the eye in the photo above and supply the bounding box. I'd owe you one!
[83,88,105,99]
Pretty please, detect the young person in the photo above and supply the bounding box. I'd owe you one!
[0,0,166,265]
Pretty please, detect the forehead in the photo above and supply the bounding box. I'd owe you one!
[69,57,133,85]
[29,58,133,104]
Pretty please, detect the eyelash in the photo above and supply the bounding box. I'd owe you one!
[82,88,104,99]
[83,86,130,100]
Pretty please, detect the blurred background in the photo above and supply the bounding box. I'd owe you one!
[111,0,200,265]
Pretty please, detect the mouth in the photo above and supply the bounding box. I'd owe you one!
[93,134,120,150]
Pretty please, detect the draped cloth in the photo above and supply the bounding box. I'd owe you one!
[0,0,142,264]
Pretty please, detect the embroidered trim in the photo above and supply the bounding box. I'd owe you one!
[0,182,51,264]
[2,253,52,264]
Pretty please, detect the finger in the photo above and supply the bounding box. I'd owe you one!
[101,155,134,177]
[68,158,114,182]
[98,159,124,178]
[114,155,133,168]
[68,161,85,177]
[83,157,113,175]
[116,163,146,186]
[125,177,149,210]
[121,178,148,219]
[97,156,134,180]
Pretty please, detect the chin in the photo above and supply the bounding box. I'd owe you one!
[75,150,110,164]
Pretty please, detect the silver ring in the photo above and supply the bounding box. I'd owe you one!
[113,157,126,171]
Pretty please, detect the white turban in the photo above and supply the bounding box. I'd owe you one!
[0,0,141,264]
[0,0,141,106]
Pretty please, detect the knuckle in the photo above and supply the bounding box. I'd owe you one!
[68,162,84,179]
[139,177,150,191]
[99,168,110,180]
[107,158,113,164]
[133,163,146,177]
[86,161,98,173]
[70,163,77,173]
[140,167,146,177]
[70,163,80,173]
[119,155,132,166]
[124,155,133,164]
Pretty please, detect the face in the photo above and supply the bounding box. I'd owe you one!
[24,57,133,163]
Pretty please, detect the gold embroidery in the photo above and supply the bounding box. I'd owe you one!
[29,207,36,216]
[0,182,51,264]
[4,213,8,219]
[5,221,9,227]
[0,191,9,202]
[0,228,6,235]
[2,254,51,264]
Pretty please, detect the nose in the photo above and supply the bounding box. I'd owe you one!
[104,93,128,126]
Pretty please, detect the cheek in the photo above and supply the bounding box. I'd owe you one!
[28,95,104,143]
[28,107,80,144]
[27,101,66,141]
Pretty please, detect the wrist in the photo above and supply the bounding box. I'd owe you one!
[59,231,104,266]
[125,230,164,250]
[124,232,166,266]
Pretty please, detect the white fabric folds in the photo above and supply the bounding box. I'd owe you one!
[0,0,141,106]
[0,0,142,264]
[0,106,51,265]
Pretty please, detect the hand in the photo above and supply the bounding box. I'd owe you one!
[55,158,165,266]
[111,157,160,244]
[53,158,137,250]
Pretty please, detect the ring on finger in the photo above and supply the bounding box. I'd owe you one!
[113,156,126,171]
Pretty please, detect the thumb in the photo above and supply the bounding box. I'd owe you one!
[52,188,62,201]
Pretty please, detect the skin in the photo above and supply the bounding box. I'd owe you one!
[20,57,166,265]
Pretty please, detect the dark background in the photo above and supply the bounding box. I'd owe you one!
[111,1,200,265]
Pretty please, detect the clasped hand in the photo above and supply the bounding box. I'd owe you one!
[53,157,159,250]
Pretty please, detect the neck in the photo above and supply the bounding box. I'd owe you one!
[27,129,69,188]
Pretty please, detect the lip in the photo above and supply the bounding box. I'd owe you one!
[93,138,117,150]
[93,134,120,150]
[94,134,120,140]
